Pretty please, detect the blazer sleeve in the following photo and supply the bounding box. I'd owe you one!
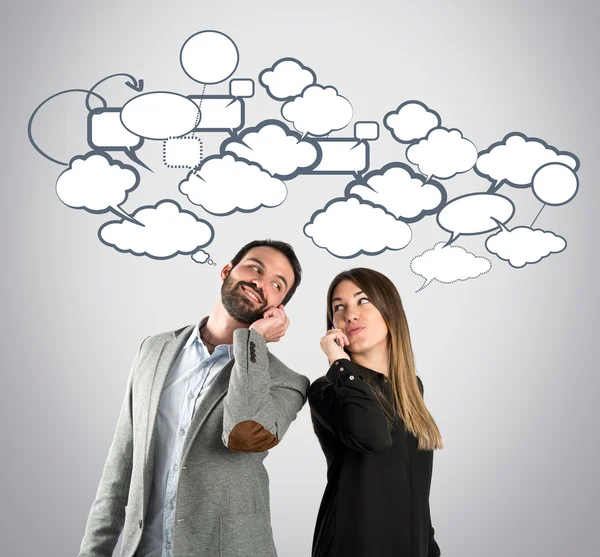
[222,328,310,452]
[78,337,149,557]
[308,359,392,454]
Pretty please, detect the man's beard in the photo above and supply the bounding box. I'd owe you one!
[221,274,267,325]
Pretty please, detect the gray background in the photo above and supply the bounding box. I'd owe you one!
[2,0,598,555]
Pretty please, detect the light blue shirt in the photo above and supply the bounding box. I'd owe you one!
[136,322,233,557]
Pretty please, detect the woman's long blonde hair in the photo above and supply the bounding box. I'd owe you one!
[326,268,443,451]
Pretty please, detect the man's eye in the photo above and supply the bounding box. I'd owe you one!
[252,266,261,273]
[273,282,281,290]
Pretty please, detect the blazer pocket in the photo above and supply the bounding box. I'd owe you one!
[219,512,277,557]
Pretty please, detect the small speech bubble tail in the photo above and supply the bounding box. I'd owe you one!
[225,97,238,108]
[487,179,504,193]
[349,140,362,151]
[110,205,144,226]
[415,278,434,293]
[490,216,509,232]
[125,149,153,172]
[424,174,433,185]
[443,232,460,247]
[208,259,215,265]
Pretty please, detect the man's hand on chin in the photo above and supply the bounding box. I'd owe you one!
[249,305,290,343]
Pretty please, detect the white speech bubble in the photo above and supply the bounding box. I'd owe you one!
[312,140,368,174]
[532,162,579,206]
[99,200,214,259]
[179,154,287,215]
[354,121,379,141]
[304,196,412,258]
[259,58,317,101]
[56,152,139,218]
[437,192,515,242]
[384,101,441,144]
[485,225,566,268]
[347,163,446,222]
[163,135,203,169]
[222,120,319,179]
[192,249,210,263]
[121,92,200,140]
[180,31,239,85]
[282,85,353,137]
[88,109,142,150]
[229,79,254,98]
[411,242,492,292]
[475,133,578,191]
[407,128,478,180]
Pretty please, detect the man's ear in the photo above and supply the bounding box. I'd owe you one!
[220,262,233,282]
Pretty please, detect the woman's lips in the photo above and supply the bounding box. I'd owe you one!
[347,326,365,336]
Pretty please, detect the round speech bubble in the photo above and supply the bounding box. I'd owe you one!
[532,162,579,206]
[121,92,200,140]
[180,30,239,85]
[437,192,515,242]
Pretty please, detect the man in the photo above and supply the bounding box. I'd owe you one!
[79,240,310,557]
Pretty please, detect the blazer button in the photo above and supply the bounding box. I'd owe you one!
[250,341,256,348]
[250,356,256,363]
[139,519,143,529]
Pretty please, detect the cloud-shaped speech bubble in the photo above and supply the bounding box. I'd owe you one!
[259,58,317,101]
[485,224,566,268]
[437,192,515,244]
[345,162,446,222]
[179,154,287,216]
[304,196,412,258]
[411,242,492,292]
[406,127,478,180]
[56,151,140,221]
[191,249,216,265]
[281,85,353,137]
[99,200,214,260]
[475,132,579,192]
[121,92,200,140]
[532,162,579,206]
[220,119,321,179]
[384,101,441,144]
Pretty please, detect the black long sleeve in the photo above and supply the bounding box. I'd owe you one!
[308,359,392,454]
[308,362,441,557]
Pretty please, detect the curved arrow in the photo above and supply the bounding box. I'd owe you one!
[28,88,108,167]
[85,73,145,112]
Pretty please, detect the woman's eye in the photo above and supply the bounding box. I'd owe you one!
[333,304,343,312]
[358,297,370,305]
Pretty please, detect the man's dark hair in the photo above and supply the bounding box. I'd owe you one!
[229,240,302,305]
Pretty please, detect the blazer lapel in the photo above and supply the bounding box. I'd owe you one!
[144,324,195,466]
[181,358,234,462]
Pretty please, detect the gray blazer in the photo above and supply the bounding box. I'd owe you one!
[78,318,310,557]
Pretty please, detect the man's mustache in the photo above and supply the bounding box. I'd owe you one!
[236,282,266,304]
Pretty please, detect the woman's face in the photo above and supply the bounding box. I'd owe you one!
[330,280,389,355]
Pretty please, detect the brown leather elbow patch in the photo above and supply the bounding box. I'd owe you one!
[227,420,280,452]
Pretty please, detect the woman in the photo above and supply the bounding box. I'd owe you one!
[308,268,443,557]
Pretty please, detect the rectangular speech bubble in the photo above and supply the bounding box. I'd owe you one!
[311,139,369,174]
[187,96,245,132]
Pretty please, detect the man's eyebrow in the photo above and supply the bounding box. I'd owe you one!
[331,291,364,303]
[247,258,289,290]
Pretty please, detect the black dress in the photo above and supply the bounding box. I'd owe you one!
[308,358,441,557]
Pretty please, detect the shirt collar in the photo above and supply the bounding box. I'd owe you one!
[185,319,234,359]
